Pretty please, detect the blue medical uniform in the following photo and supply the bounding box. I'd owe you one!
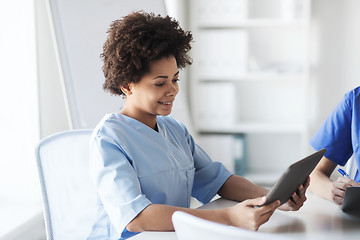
[87,113,232,239]
[310,86,360,182]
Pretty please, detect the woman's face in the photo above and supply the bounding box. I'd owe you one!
[123,55,180,123]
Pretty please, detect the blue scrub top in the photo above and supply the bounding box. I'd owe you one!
[310,86,360,182]
[87,113,232,239]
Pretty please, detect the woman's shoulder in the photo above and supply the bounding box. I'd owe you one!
[92,113,130,137]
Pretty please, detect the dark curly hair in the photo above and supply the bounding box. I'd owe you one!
[101,11,193,95]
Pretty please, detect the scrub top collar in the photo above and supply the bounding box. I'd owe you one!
[113,112,166,137]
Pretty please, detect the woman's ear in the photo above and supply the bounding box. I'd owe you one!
[120,85,132,96]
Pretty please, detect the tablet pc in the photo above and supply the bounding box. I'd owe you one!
[262,148,326,206]
[342,186,360,213]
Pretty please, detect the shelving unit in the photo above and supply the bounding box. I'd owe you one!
[188,0,311,186]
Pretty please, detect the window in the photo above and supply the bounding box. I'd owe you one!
[0,0,41,237]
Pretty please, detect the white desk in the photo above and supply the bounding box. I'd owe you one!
[132,193,360,240]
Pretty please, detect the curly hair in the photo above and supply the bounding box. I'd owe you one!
[101,11,193,95]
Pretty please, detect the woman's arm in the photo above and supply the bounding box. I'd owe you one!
[217,174,268,201]
[218,174,309,211]
[126,196,280,232]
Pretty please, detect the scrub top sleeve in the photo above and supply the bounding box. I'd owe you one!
[90,131,151,236]
[310,91,353,166]
[192,144,232,204]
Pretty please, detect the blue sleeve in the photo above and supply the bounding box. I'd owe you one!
[89,126,151,237]
[177,121,232,204]
[310,91,354,166]
[192,144,232,203]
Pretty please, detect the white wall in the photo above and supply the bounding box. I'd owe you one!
[25,0,70,238]
[0,1,46,239]
[35,0,193,138]
[35,0,70,138]
[309,0,360,135]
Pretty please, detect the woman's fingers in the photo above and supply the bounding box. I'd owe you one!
[231,197,280,231]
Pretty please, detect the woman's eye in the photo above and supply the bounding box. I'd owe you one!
[155,83,164,87]
[173,78,180,83]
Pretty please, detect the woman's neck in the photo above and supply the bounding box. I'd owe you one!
[120,106,157,130]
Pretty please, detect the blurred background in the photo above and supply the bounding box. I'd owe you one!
[0,0,359,239]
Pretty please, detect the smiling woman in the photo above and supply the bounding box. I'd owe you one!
[0,1,43,239]
[120,56,181,129]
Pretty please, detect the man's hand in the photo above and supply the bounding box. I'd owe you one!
[331,176,360,205]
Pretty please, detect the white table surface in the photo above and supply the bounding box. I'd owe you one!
[132,193,360,240]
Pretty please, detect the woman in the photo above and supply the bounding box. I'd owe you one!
[88,11,309,240]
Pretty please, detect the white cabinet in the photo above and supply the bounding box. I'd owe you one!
[188,0,311,186]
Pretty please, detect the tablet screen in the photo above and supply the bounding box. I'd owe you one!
[262,148,326,206]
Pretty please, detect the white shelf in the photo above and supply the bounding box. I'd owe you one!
[188,0,311,183]
[198,122,306,134]
[198,19,308,29]
[198,72,306,82]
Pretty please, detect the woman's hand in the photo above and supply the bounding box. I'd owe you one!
[331,176,360,205]
[227,196,280,231]
[278,177,310,211]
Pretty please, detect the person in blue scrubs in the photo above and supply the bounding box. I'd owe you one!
[88,11,309,240]
[310,87,360,205]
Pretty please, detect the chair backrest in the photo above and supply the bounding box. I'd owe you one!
[35,130,97,240]
[172,211,289,240]
[345,156,358,179]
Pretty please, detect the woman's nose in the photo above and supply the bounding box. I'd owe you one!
[166,82,179,96]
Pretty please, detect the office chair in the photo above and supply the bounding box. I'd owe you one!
[35,130,97,240]
[172,211,288,240]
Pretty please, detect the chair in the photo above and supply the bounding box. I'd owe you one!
[35,130,97,240]
[172,211,288,240]
[345,156,358,179]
